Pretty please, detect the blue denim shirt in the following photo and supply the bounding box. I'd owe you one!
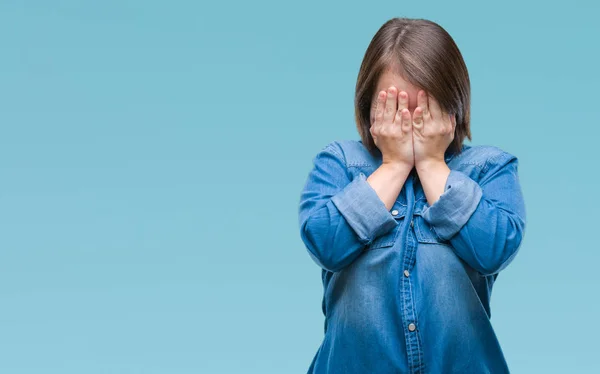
[298,140,526,373]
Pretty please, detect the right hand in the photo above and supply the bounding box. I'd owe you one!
[370,86,414,169]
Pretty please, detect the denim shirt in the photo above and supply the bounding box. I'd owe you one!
[298,139,526,373]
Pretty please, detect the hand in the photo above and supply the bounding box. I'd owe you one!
[412,90,456,168]
[370,86,414,169]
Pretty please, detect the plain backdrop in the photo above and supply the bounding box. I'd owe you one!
[1,1,598,373]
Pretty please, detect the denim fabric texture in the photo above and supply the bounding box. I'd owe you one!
[298,139,527,373]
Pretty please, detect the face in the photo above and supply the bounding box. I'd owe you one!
[370,69,421,125]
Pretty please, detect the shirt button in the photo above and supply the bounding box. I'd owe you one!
[391,209,399,216]
[403,270,410,277]
[408,323,416,332]
[410,220,414,227]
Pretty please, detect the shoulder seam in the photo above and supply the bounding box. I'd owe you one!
[482,149,517,174]
[337,139,374,167]
[327,140,353,181]
[323,140,348,167]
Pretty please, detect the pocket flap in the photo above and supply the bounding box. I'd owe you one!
[368,205,406,249]
[389,203,407,220]
[413,216,447,244]
[368,227,400,249]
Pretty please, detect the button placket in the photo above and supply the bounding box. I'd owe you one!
[401,175,424,372]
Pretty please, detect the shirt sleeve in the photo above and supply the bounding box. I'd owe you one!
[421,169,483,240]
[330,171,399,243]
[298,141,399,272]
[421,152,527,275]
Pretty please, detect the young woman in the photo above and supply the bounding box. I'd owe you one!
[298,17,526,373]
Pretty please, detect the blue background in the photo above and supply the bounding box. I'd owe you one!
[1,1,597,373]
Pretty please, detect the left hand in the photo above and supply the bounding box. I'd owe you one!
[412,90,456,167]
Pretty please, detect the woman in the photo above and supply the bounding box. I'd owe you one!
[298,18,526,373]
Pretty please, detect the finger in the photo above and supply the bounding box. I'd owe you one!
[428,93,443,121]
[370,99,377,126]
[394,91,409,124]
[373,91,386,127]
[383,86,397,123]
[417,90,430,120]
[413,107,424,131]
[400,108,412,133]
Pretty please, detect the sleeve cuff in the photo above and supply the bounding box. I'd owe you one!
[331,172,399,245]
[421,169,483,241]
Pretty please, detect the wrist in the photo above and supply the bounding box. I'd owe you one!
[415,158,447,174]
[381,160,413,177]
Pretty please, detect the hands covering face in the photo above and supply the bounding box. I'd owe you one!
[411,89,456,165]
[371,86,456,167]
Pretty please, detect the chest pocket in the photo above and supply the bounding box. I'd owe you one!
[367,203,406,250]
[413,200,448,244]
[349,167,408,250]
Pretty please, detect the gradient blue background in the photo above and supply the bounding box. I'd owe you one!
[1,1,597,373]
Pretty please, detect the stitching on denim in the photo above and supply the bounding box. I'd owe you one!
[414,217,429,243]
[405,229,420,371]
[324,142,353,182]
[415,216,443,244]
[406,222,425,372]
[459,160,485,166]
[368,224,401,249]
[429,224,445,242]
[482,151,513,174]
[324,142,344,163]
[347,162,373,167]
[414,217,424,240]
[403,233,414,369]
[338,139,375,167]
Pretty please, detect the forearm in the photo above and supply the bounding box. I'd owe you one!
[415,160,451,206]
[299,143,404,272]
[300,169,403,272]
[419,155,526,275]
[367,162,413,211]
